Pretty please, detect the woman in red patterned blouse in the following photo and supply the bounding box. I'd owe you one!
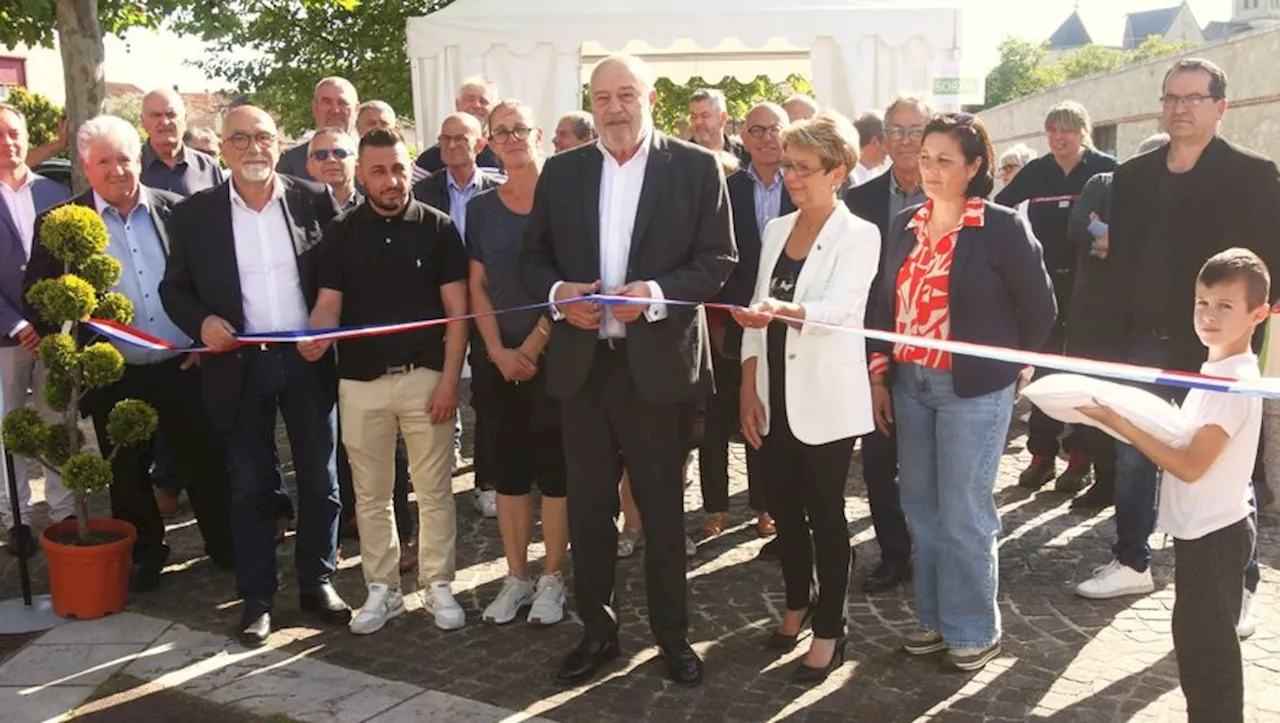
[866,113,1057,672]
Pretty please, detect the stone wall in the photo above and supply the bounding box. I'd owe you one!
[980,26,1280,164]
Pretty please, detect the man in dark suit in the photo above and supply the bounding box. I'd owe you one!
[699,101,793,544]
[160,105,351,646]
[1074,59,1280,609]
[26,115,232,589]
[522,55,736,686]
[412,76,502,183]
[277,77,358,181]
[0,103,73,557]
[840,97,931,594]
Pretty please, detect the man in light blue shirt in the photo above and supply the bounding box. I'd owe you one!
[26,115,232,589]
[411,112,499,249]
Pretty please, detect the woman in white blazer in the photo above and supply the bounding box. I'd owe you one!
[732,111,881,684]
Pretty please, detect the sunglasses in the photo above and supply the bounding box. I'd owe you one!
[310,148,352,162]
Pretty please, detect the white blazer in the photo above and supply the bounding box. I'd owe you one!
[740,205,881,446]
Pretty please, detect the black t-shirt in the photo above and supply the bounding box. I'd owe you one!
[767,252,806,414]
[318,200,469,380]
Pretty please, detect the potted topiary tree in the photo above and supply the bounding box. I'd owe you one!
[1,203,158,620]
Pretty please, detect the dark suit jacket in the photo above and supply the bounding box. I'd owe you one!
[842,169,893,243]
[521,133,737,404]
[159,175,338,430]
[1108,136,1280,372]
[868,201,1057,398]
[411,168,500,218]
[276,143,315,182]
[1,173,69,345]
[414,145,503,176]
[1063,172,1119,359]
[27,185,182,338]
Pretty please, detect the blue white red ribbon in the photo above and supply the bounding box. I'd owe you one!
[83,295,1280,400]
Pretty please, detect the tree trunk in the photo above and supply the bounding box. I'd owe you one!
[55,0,105,194]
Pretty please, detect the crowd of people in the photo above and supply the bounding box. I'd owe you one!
[0,50,1277,718]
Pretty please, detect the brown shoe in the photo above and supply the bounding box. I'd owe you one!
[701,512,729,537]
[399,541,417,573]
[154,489,181,519]
[756,513,776,536]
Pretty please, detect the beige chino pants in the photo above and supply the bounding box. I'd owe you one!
[339,368,456,589]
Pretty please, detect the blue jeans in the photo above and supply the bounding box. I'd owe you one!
[1112,332,1182,571]
[225,349,340,610]
[893,366,1014,649]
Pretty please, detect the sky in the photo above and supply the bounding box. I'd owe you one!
[99,0,1235,92]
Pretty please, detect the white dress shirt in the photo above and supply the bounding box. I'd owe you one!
[850,160,890,187]
[229,181,310,333]
[0,172,37,257]
[549,129,667,338]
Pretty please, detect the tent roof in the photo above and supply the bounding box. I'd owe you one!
[406,0,961,57]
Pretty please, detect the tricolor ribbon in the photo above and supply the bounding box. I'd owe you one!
[84,295,1280,400]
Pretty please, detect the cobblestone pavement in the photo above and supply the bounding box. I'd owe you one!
[3,400,1280,722]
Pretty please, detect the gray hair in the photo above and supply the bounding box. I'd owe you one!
[853,111,884,146]
[690,89,727,115]
[182,126,219,147]
[357,100,396,122]
[457,75,496,100]
[441,112,483,135]
[141,87,185,118]
[76,115,141,160]
[558,110,596,140]
[745,101,788,125]
[589,55,656,96]
[314,76,357,101]
[1133,132,1170,158]
[885,96,934,125]
[782,94,820,114]
[998,143,1037,169]
[308,126,356,154]
[0,103,26,127]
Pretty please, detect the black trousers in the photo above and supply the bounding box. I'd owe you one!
[493,371,567,497]
[1027,322,1087,459]
[761,399,856,640]
[559,342,691,645]
[469,354,502,492]
[86,357,232,565]
[698,353,765,513]
[860,428,911,565]
[1173,517,1255,723]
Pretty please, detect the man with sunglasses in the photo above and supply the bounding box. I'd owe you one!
[839,96,931,595]
[161,105,350,646]
[306,128,359,211]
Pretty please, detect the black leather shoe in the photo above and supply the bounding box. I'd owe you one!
[300,583,352,625]
[240,609,271,647]
[862,559,911,594]
[792,636,847,685]
[1070,478,1115,512]
[554,636,620,685]
[130,545,171,592]
[659,640,703,686]
[6,524,35,560]
[757,538,781,560]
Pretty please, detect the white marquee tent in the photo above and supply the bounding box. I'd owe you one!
[405,0,964,145]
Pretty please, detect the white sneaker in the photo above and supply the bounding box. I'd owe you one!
[1239,589,1258,640]
[473,489,498,518]
[482,575,534,625]
[423,581,466,630]
[527,573,566,626]
[1074,560,1155,599]
[685,534,697,558]
[349,583,405,635]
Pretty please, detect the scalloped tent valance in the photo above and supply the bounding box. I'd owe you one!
[406,0,963,150]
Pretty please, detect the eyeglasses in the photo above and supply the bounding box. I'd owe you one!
[885,125,926,141]
[310,148,352,162]
[779,161,828,177]
[1160,93,1217,109]
[225,132,277,150]
[745,124,783,139]
[489,126,533,143]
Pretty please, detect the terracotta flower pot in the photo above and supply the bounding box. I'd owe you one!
[40,518,137,620]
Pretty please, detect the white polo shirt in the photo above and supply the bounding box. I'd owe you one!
[1156,352,1261,541]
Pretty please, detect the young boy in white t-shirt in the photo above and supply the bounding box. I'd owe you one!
[1078,247,1269,723]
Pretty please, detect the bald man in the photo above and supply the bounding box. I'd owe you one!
[278,77,359,181]
[160,105,349,647]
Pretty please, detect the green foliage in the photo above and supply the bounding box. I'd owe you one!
[38,205,110,267]
[79,254,123,294]
[106,399,159,449]
[981,35,1203,109]
[93,292,136,326]
[650,75,815,136]
[1,407,48,459]
[185,0,437,135]
[38,333,79,374]
[27,276,98,326]
[62,454,113,496]
[44,426,74,467]
[79,342,125,390]
[3,86,63,148]
[42,374,73,412]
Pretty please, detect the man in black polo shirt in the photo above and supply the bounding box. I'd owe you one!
[302,129,470,636]
[995,101,1117,495]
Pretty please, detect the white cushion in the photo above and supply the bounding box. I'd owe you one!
[1022,374,1189,445]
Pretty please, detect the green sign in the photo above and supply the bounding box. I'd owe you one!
[933,76,981,96]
